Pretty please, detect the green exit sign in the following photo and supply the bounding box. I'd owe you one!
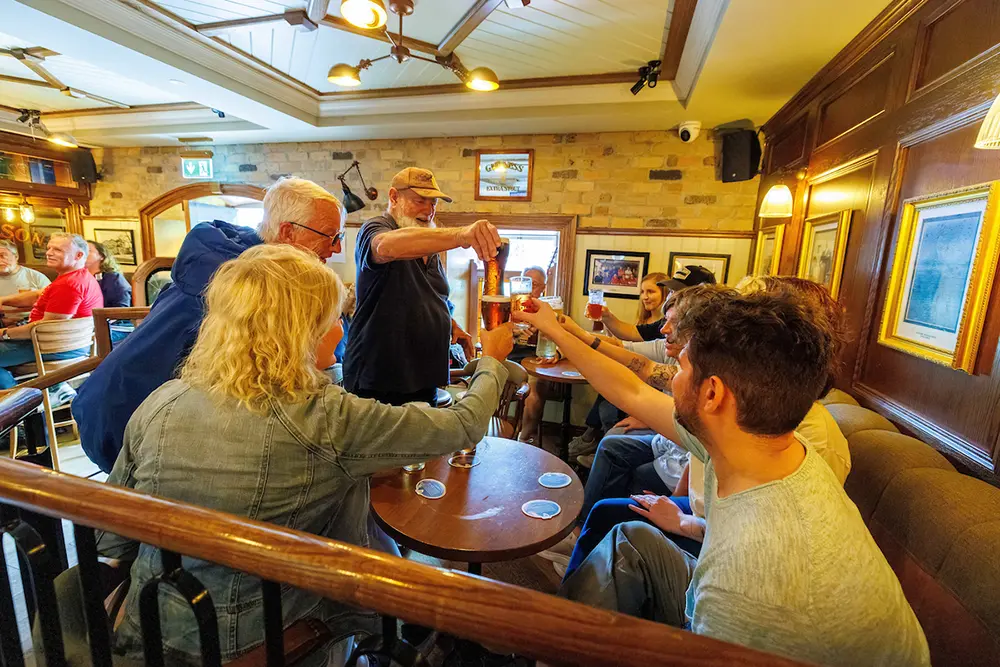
[181,156,213,179]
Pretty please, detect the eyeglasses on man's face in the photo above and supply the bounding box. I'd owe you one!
[287,221,346,244]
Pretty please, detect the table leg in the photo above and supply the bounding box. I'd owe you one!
[560,386,572,461]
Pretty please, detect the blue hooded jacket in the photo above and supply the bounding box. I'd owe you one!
[74,220,263,472]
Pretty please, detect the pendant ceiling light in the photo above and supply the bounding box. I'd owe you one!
[974,93,1000,149]
[341,0,387,30]
[329,0,500,92]
[47,132,78,148]
[19,198,35,224]
[758,184,793,218]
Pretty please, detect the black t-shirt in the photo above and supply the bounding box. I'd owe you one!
[343,215,452,394]
[637,318,665,341]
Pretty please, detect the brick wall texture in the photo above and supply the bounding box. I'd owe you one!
[90,131,759,231]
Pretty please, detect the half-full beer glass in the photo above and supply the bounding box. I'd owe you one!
[481,294,512,331]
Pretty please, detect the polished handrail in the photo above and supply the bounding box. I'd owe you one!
[0,457,805,667]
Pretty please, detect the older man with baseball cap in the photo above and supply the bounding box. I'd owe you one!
[344,167,503,405]
[598,264,716,342]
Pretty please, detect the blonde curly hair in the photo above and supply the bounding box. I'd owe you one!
[181,244,344,411]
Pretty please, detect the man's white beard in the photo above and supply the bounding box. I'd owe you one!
[0,264,16,276]
[396,213,433,229]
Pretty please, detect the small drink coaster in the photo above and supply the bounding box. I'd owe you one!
[522,499,561,519]
[415,479,446,499]
[561,371,582,378]
[538,472,572,489]
[448,454,479,469]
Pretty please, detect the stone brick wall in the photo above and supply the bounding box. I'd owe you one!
[89,131,758,231]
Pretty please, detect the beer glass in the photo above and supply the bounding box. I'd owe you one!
[535,296,563,361]
[587,289,605,332]
[509,276,532,331]
[483,237,511,296]
[481,294,512,331]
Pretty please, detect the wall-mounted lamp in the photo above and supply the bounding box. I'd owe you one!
[975,93,1000,149]
[2,207,15,223]
[18,198,35,224]
[759,184,793,218]
[337,161,378,213]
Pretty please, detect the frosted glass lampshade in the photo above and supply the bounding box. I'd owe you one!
[759,184,793,218]
[975,93,1000,149]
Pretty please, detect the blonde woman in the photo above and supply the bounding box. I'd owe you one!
[96,244,514,664]
[634,272,668,326]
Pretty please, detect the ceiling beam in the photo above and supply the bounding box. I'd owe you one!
[660,0,698,81]
[318,15,440,57]
[194,13,316,36]
[437,0,505,55]
[306,0,331,23]
[0,73,51,88]
[11,50,65,89]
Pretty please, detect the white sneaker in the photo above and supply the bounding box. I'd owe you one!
[568,434,599,458]
[553,559,567,578]
[48,383,77,408]
[543,532,577,557]
[576,453,596,468]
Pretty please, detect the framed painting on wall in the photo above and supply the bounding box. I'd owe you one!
[752,223,785,276]
[26,224,65,264]
[475,149,534,201]
[583,249,650,299]
[878,182,1000,373]
[94,228,138,266]
[797,210,852,298]
[668,252,731,284]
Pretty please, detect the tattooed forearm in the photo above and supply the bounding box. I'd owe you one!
[626,357,646,373]
[647,363,678,391]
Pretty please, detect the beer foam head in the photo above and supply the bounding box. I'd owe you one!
[481,294,512,303]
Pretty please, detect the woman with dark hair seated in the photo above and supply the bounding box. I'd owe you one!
[85,241,132,308]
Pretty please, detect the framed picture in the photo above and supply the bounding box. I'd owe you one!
[583,250,650,299]
[94,228,138,266]
[668,252,731,284]
[475,149,534,201]
[26,225,65,263]
[878,182,1000,373]
[752,223,785,276]
[797,210,852,298]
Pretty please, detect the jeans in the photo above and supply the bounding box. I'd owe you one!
[581,432,672,519]
[564,496,700,581]
[560,521,696,627]
[585,395,625,431]
[0,340,91,389]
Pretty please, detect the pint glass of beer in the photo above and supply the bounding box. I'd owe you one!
[483,238,511,296]
[481,294,512,331]
[509,276,532,331]
[587,289,605,332]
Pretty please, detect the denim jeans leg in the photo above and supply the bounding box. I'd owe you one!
[559,521,696,627]
[581,433,656,518]
[629,462,673,496]
[0,339,42,389]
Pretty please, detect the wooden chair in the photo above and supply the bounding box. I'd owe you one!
[92,307,151,358]
[8,318,96,471]
[131,257,174,307]
[450,359,529,439]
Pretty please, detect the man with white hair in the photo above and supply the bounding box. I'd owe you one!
[344,167,501,405]
[74,178,346,472]
[0,232,101,389]
[0,239,50,300]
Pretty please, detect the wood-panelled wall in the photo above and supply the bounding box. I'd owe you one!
[757,0,1000,480]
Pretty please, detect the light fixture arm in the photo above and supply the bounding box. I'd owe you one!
[337,161,377,200]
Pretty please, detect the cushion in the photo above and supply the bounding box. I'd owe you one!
[818,387,859,407]
[825,403,898,438]
[845,430,954,522]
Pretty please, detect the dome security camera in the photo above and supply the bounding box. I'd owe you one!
[678,121,702,143]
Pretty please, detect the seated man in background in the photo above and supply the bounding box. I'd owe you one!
[509,265,547,363]
[0,233,101,391]
[0,239,51,322]
[73,177,346,473]
[515,293,929,667]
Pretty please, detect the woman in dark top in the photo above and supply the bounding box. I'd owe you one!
[86,241,133,344]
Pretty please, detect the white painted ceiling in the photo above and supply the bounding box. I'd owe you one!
[0,0,892,146]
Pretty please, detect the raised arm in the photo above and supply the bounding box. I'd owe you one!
[559,314,676,391]
[515,302,680,443]
[372,219,500,263]
[599,307,643,341]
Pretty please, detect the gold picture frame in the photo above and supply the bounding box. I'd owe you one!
[796,210,852,299]
[877,182,1000,373]
[752,223,785,275]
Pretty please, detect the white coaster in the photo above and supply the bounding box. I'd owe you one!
[415,479,446,499]
[522,499,561,520]
[538,472,572,489]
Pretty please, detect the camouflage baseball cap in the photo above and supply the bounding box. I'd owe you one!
[390,167,453,202]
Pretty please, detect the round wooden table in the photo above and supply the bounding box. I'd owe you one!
[521,358,589,460]
[370,437,583,574]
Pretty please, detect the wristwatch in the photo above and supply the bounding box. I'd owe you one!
[1,329,9,341]
[589,336,601,350]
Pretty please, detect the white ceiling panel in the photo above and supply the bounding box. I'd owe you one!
[325,0,481,45]
[157,0,301,24]
[0,81,103,112]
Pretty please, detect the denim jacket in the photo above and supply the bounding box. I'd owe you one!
[97,357,507,664]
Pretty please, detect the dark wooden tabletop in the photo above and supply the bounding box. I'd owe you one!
[521,358,589,385]
[370,437,583,563]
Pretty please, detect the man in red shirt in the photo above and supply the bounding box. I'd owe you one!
[0,232,102,389]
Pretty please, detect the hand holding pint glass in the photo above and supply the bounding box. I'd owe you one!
[587,289,605,332]
[481,294,512,331]
[509,276,533,331]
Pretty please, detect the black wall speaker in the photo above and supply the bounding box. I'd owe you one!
[70,149,98,184]
[721,130,761,183]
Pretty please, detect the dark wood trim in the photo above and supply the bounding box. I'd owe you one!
[131,258,174,307]
[138,182,265,259]
[576,227,756,239]
[318,71,637,100]
[0,388,42,432]
[763,0,929,135]
[438,0,506,55]
[0,456,807,667]
[195,14,290,35]
[15,356,101,391]
[474,149,533,202]
[811,51,895,153]
[660,0,698,81]
[318,16,440,57]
